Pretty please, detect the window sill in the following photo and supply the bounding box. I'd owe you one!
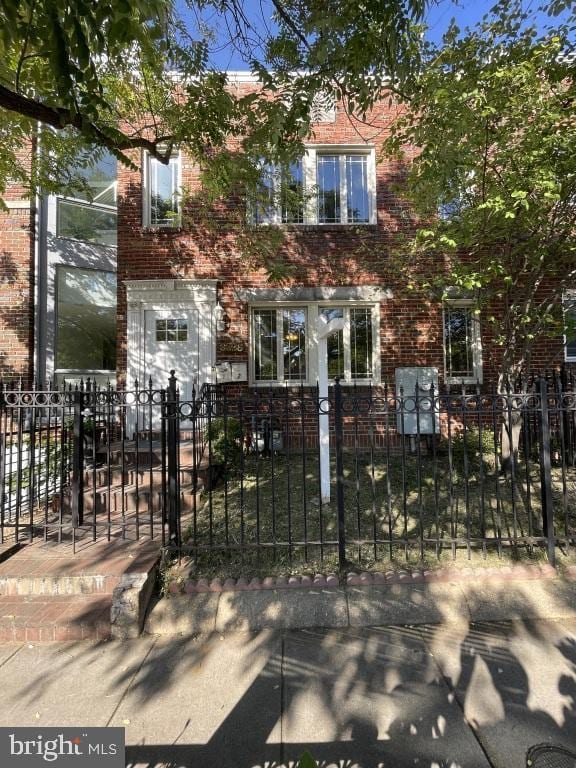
[445,378,483,387]
[142,225,183,234]
[251,223,378,232]
[249,380,380,388]
[55,369,116,374]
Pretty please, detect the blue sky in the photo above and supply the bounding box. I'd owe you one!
[176,0,561,70]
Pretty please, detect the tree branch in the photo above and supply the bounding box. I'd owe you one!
[0,84,173,163]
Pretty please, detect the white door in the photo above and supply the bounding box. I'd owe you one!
[144,308,199,400]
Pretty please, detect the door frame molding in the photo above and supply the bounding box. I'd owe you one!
[125,279,218,390]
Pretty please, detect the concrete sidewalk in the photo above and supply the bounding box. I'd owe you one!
[0,615,575,767]
[147,574,576,635]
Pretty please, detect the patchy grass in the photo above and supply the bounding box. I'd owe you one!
[181,446,576,579]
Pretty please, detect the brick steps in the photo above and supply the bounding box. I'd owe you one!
[56,480,203,517]
[96,439,201,467]
[0,571,121,597]
[0,539,160,641]
[80,484,203,514]
[0,593,112,641]
[83,465,201,488]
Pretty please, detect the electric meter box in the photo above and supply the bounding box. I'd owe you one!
[395,367,440,435]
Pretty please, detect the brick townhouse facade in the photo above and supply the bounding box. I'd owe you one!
[0,74,574,395]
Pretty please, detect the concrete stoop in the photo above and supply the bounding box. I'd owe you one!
[0,539,161,642]
[145,573,576,636]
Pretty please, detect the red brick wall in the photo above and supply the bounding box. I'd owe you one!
[116,84,569,388]
[0,145,35,384]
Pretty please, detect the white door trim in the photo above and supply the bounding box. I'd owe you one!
[125,279,218,391]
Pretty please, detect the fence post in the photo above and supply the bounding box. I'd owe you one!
[334,378,346,569]
[538,376,555,566]
[166,370,180,546]
[71,390,84,528]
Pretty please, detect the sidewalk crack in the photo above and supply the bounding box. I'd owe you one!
[105,637,158,727]
[419,626,495,768]
[0,643,24,668]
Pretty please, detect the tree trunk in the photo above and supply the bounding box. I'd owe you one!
[500,411,522,474]
[498,352,526,474]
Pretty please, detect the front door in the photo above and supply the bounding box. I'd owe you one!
[144,308,199,400]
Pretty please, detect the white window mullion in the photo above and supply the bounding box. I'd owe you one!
[472,312,483,383]
[309,303,319,384]
[304,149,317,224]
[340,155,348,225]
[172,158,178,214]
[273,166,280,225]
[367,150,376,224]
[372,303,381,382]
[277,308,284,381]
[343,307,352,381]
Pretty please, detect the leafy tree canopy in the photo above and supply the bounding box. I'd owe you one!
[383,0,576,378]
[0,0,425,202]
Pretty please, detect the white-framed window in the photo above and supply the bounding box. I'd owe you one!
[443,301,483,383]
[252,146,376,226]
[564,292,576,362]
[250,303,380,385]
[316,153,372,224]
[252,160,304,225]
[143,150,181,227]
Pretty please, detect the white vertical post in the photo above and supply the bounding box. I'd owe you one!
[316,315,345,503]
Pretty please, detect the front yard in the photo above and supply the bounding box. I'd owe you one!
[181,444,576,577]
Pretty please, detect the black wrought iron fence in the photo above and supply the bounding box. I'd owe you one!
[167,373,576,571]
[0,378,171,547]
[0,371,574,570]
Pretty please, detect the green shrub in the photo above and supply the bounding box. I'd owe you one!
[204,416,243,468]
[446,425,497,474]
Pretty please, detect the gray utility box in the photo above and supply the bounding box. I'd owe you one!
[395,367,440,435]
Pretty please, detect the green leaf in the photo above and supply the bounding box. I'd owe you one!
[297,752,319,768]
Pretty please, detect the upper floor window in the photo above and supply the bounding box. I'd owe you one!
[443,301,483,383]
[56,149,117,247]
[564,293,576,362]
[317,154,370,224]
[252,147,376,226]
[250,303,379,385]
[253,160,304,225]
[144,150,181,228]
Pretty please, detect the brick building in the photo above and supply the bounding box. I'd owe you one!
[0,74,573,393]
